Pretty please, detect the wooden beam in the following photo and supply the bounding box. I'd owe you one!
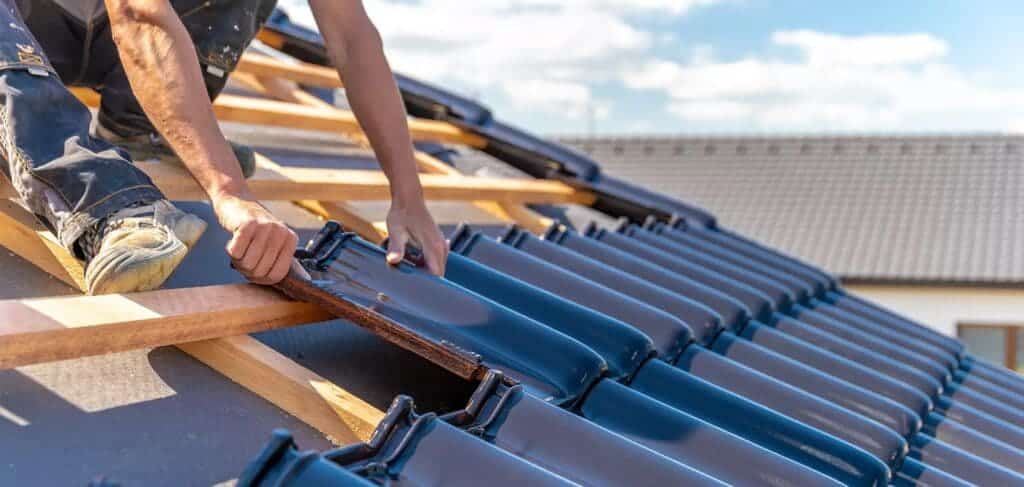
[0,200,86,290]
[0,284,331,369]
[213,94,488,148]
[237,53,343,89]
[69,87,101,108]
[295,199,386,244]
[237,74,555,239]
[178,336,383,444]
[231,73,335,110]
[70,77,556,231]
[0,161,590,205]
[0,202,384,443]
[67,88,486,148]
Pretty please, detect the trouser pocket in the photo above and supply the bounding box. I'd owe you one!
[0,0,57,75]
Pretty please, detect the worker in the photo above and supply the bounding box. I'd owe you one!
[0,0,447,294]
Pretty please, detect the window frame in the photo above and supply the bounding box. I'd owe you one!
[957,322,1021,370]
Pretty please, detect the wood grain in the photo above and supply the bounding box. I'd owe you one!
[0,284,331,369]
[0,201,383,443]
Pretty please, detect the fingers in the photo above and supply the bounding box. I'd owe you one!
[264,236,296,284]
[237,223,272,272]
[421,232,448,276]
[225,220,259,261]
[231,222,298,285]
[386,229,409,266]
[251,224,288,279]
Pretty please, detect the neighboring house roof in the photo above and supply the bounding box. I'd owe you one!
[555,134,1024,285]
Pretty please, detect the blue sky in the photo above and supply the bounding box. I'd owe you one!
[280,1,1024,135]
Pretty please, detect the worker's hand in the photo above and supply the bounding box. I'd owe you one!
[213,194,299,285]
[385,199,448,276]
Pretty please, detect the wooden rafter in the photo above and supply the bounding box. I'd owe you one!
[214,94,487,147]
[13,66,572,447]
[0,160,590,206]
[0,201,384,444]
[231,72,552,237]
[67,83,576,236]
[0,283,330,369]
[238,53,343,89]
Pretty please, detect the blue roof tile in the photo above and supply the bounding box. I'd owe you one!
[240,15,1024,485]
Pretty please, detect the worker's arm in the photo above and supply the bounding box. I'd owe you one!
[309,0,448,275]
[105,0,298,284]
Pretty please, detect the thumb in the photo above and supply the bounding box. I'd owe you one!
[386,230,409,266]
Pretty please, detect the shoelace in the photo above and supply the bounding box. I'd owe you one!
[79,203,157,262]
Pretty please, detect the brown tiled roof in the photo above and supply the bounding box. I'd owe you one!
[556,135,1024,285]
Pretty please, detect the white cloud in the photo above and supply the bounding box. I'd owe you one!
[668,100,753,121]
[502,79,603,119]
[278,0,721,127]
[276,4,1022,133]
[772,30,948,66]
[627,30,1024,131]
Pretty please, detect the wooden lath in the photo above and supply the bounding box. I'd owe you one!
[0,201,384,444]
[4,62,579,449]
[237,53,343,90]
[68,86,482,148]
[0,283,330,369]
[230,69,555,239]
[0,159,590,205]
[213,94,487,148]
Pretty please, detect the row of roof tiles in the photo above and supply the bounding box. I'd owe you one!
[239,217,1024,486]
[536,135,1024,284]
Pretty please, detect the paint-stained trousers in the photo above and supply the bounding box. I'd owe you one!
[0,0,275,255]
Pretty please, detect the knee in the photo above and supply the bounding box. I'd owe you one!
[0,69,85,112]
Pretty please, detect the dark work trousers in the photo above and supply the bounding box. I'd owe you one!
[0,0,276,255]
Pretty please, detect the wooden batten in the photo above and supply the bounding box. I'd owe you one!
[232,71,556,236]
[0,202,384,444]
[213,94,488,148]
[0,162,590,206]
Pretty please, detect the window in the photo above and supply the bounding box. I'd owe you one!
[957,323,1023,372]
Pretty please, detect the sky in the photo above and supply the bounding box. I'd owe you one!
[279,1,1024,136]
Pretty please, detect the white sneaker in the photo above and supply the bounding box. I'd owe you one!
[79,200,207,295]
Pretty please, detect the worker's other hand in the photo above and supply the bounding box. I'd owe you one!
[214,194,299,285]
[385,200,448,276]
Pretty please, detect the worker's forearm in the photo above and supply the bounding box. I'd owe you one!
[106,0,251,201]
[311,2,424,204]
[345,53,424,203]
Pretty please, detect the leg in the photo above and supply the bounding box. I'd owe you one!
[0,0,164,253]
[97,0,278,137]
